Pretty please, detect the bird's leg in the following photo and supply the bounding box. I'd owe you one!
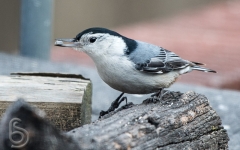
[99,92,127,118]
[144,89,173,104]
[143,89,163,104]
[157,89,170,101]
[154,89,179,102]
[150,89,163,97]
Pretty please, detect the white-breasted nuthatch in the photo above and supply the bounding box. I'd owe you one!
[55,27,216,116]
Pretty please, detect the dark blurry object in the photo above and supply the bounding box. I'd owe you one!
[0,99,79,150]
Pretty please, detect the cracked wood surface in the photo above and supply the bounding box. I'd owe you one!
[68,91,229,150]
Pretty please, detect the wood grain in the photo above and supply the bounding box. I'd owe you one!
[0,73,92,131]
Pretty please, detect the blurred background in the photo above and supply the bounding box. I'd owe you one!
[1,1,240,148]
[0,0,240,91]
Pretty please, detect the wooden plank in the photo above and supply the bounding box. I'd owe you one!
[0,72,92,131]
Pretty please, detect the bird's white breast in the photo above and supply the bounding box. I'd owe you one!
[93,55,180,94]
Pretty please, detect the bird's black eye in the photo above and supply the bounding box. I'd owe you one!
[89,37,97,43]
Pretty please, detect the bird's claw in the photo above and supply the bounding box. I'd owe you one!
[143,97,160,104]
[144,89,173,104]
[121,102,134,109]
[99,93,129,118]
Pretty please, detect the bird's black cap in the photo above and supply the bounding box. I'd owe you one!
[75,27,137,55]
[75,27,121,40]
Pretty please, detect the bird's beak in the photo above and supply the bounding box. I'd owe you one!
[54,38,81,48]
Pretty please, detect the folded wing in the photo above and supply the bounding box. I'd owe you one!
[135,48,190,73]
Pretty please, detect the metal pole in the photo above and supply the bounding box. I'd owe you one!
[20,0,53,60]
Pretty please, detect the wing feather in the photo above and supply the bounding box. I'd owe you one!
[136,48,189,73]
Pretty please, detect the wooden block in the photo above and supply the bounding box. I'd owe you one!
[0,72,92,131]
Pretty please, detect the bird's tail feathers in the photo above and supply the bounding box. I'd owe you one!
[191,61,205,66]
[192,66,216,73]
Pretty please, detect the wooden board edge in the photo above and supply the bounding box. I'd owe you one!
[80,82,92,125]
[10,72,90,80]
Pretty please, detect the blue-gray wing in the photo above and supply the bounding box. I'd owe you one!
[134,47,190,73]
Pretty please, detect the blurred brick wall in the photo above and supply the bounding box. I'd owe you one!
[115,0,240,90]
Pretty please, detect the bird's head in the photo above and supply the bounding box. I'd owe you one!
[55,27,137,58]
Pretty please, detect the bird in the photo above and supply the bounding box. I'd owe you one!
[55,27,216,117]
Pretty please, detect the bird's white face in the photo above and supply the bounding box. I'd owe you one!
[73,33,127,58]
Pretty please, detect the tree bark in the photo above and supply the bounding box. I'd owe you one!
[0,91,229,150]
[68,91,229,150]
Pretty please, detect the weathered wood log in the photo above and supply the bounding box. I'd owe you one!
[0,73,92,131]
[0,91,229,150]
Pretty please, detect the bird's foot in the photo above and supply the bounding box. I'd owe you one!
[159,90,181,101]
[120,101,134,109]
[150,89,163,97]
[143,97,160,104]
[144,89,174,104]
[99,93,130,118]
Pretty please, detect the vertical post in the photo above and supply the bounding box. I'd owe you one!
[20,0,53,60]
